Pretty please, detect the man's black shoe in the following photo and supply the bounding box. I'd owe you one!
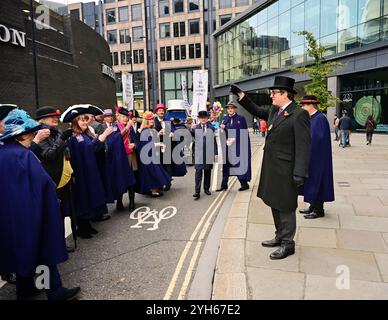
[304,211,325,219]
[92,214,111,222]
[164,184,171,191]
[261,238,282,248]
[238,184,249,191]
[270,245,295,260]
[216,187,227,192]
[299,207,313,214]
[204,190,211,195]
[1,273,16,285]
[76,231,92,239]
[66,246,75,253]
[193,193,200,200]
[116,202,124,211]
[55,287,81,300]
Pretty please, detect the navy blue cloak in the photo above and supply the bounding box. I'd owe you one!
[68,134,108,219]
[299,112,335,203]
[135,128,172,194]
[106,127,136,200]
[0,141,68,277]
[221,113,252,182]
[171,123,188,177]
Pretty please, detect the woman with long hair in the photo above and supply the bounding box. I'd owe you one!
[136,112,171,197]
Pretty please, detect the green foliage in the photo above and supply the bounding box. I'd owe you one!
[291,31,344,111]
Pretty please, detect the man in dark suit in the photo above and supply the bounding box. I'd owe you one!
[230,76,311,259]
[191,111,217,200]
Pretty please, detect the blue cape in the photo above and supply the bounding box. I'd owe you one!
[0,141,68,277]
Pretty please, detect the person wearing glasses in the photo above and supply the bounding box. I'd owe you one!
[230,76,311,260]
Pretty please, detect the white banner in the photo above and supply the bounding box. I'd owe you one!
[191,70,208,119]
[181,74,188,105]
[122,72,134,110]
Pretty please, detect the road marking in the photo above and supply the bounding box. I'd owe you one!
[130,206,178,231]
[177,179,236,300]
[163,187,228,300]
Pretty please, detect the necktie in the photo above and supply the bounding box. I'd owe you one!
[202,125,205,132]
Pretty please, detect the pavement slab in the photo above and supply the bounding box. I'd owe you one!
[297,227,337,249]
[337,229,388,253]
[212,273,247,300]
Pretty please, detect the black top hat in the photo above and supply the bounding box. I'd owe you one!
[226,101,238,108]
[300,95,320,105]
[0,104,18,121]
[130,109,139,118]
[269,76,297,94]
[198,110,208,118]
[35,106,61,120]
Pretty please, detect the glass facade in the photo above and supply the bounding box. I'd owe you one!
[161,69,195,103]
[216,0,388,85]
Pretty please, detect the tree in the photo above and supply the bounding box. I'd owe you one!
[291,31,344,112]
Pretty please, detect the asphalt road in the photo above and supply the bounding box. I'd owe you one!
[0,133,262,300]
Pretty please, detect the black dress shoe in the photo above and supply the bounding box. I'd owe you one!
[204,190,211,195]
[77,231,93,239]
[116,202,125,211]
[216,187,227,192]
[270,245,295,260]
[238,184,249,191]
[1,273,16,285]
[261,238,282,247]
[304,211,325,219]
[55,287,81,300]
[299,207,313,214]
[92,214,111,222]
[66,245,75,253]
[164,184,171,191]
[193,193,200,200]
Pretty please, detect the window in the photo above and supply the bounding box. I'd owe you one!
[166,46,172,60]
[195,43,201,58]
[132,27,143,41]
[189,19,200,34]
[106,8,116,24]
[188,0,199,11]
[160,47,166,61]
[219,0,232,9]
[104,0,114,3]
[181,45,186,59]
[139,49,144,63]
[70,9,80,20]
[120,51,131,65]
[173,22,185,37]
[162,69,194,102]
[205,44,208,58]
[358,0,380,24]
[174,0,184,13]
[321,0,337,37]
[133,50,145,64]
[118,7,128,22]
[107,30,117,44]
[132,4,142,21]
[119,29,130,44]
[175,45,180,60]
[220,15,232,26]
[236,0,249,6]
[159,0,169,17]
[189,44,195,58]
[112,52,119,66]
[160,23,170,38]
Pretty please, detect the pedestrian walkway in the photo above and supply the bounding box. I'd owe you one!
[212,133,388,300]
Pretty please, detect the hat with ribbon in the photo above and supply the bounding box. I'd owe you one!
[143,111,154,120]
[0,109,42,141]
[155,103,166,112]
[226,101,238,108]
[35,106,61,120]
[269,76,297,94]
[300,95,320,105]
[103,109,114,116]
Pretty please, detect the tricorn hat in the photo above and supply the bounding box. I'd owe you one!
[35,106,61,120]
[300,95,320,105]
[269,76,297,94]
[0,104,18,121]
[60,104,104,123]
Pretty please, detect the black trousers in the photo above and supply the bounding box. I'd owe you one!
[271,208,296,244]
[308,200,324,213]
[221,164,248,188]
[366,132,373,143]
[195,169,211,193]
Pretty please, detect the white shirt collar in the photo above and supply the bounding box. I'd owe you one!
[310,110,318,117]
[280,100,293,111]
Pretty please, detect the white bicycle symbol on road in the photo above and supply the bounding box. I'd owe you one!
[130,206,178,231]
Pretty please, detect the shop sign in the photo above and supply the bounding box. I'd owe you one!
[0,24,26,48]
[101,63,115,81]
[342,93,353,102]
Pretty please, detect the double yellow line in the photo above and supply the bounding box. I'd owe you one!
[163,177,237,300]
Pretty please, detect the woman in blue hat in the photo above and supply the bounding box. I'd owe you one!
[0,109,80,300]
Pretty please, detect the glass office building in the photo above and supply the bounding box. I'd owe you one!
[213,0,388,131]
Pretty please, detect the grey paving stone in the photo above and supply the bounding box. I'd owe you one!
[337,229,388,253]
[212,273,247,300]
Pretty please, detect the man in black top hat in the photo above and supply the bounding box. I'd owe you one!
[230,76,311,260]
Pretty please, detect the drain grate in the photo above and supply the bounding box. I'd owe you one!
[337,182,350,187]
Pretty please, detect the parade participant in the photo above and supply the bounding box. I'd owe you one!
[129,109,141,146]
[171,117,188,177]
[154,103,173,191]
[230,76,310,260]
[298,96,334,219]
[103,109,114,128]
[0,109,80,300]
[89,113,106,135]
[216,101,252,192]
[61,105,114,239]
[365,115,377,145]
[114,107,137,211]
[209,109,220,129]
[136,111,171,197]
[191,111,216,200]
[34,106,78,251]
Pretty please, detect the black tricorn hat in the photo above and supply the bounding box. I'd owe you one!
[36,106,61,120]
[0,104,18,121]
[269,76,297,94]
[300,95,320,105]
[60,104,103,123]
[198,110,208,118]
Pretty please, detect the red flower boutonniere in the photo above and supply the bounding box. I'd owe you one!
[284,111,290,117]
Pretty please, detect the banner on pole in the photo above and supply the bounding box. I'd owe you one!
[122,72,134,110]
[191,70,208,119]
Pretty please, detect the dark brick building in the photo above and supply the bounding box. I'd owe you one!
[0,0,116,116]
